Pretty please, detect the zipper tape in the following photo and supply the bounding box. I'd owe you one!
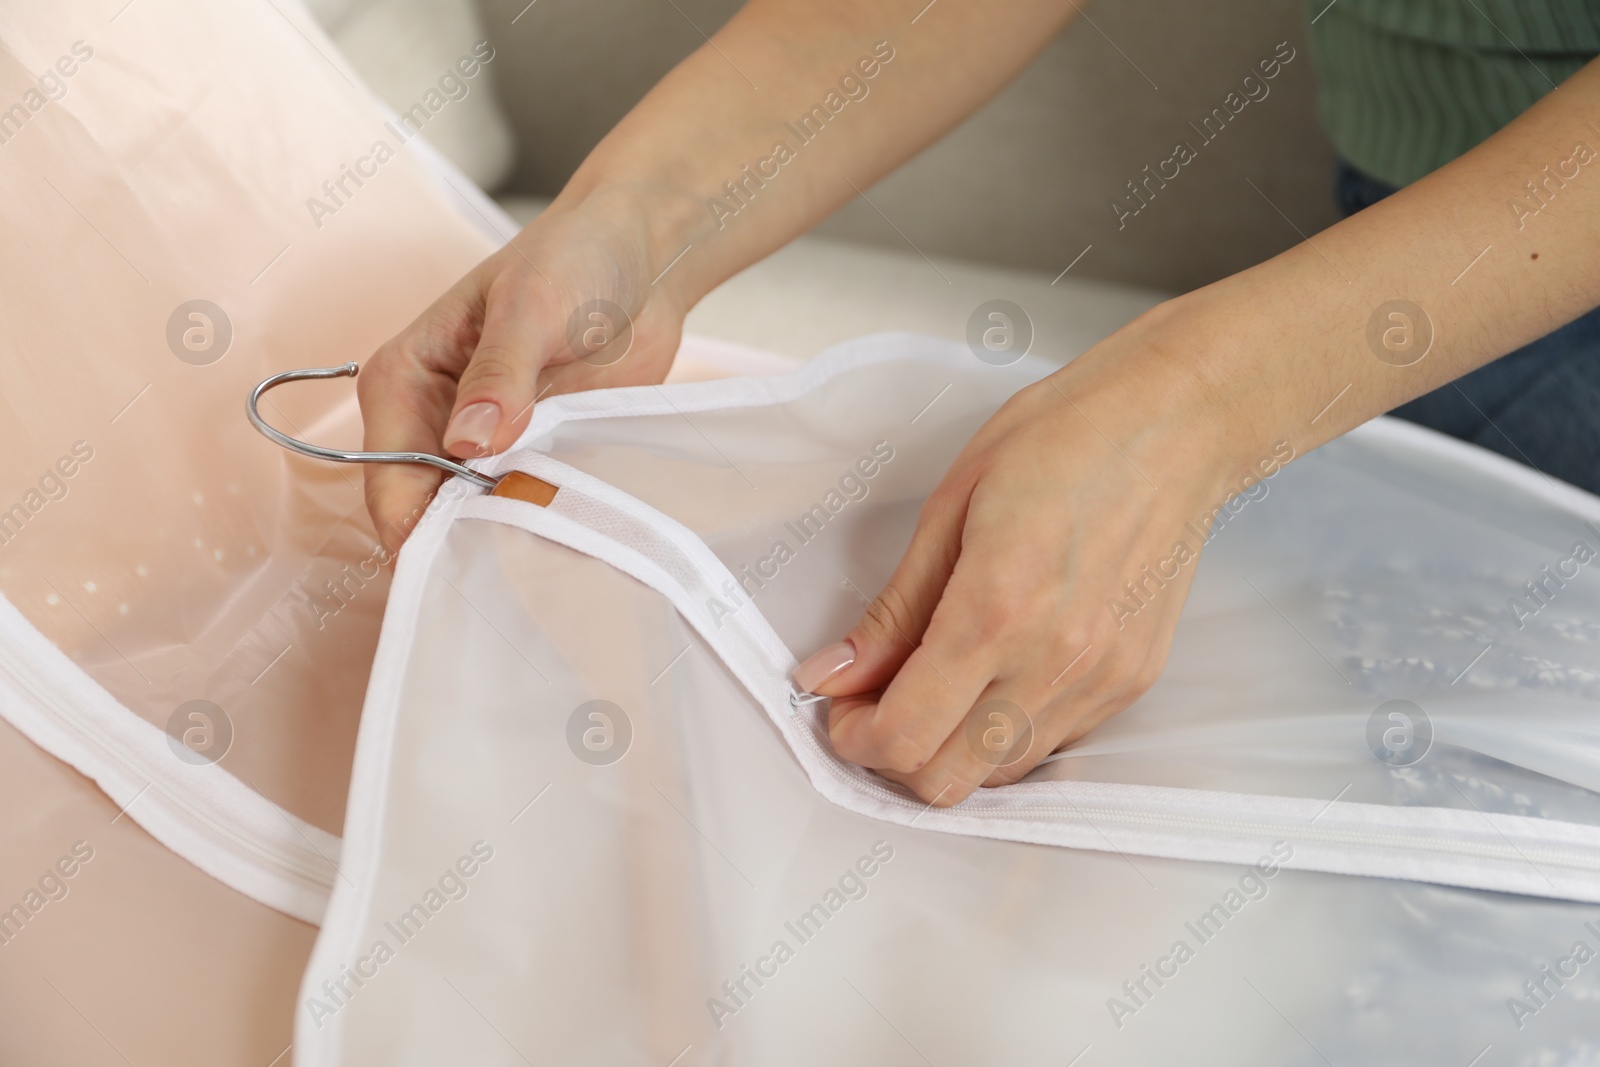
[455,456,1600,904]
[0,592,341,924]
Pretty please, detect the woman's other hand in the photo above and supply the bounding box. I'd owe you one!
[357,188,694,551]
[797,298,1285,807]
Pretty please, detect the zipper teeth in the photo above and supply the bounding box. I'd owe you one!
[0,642,337,891]
[995,806,1600,873]
[786,704,1600,877]
[480,359,1600,898]
[492,468,1600,892]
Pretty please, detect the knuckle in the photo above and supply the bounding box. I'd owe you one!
[985,753,1040,788]
[910,771,971,808]
[860,584,915,646]
[917,484,961,526]
[355,343,403,404]
[1052,713,1099,751]
[879,733,933,776]
[460,344,526,391]
[1086,647,1143,701]
[865,709,932,774]
[829,724,870,767]
[964,594,1019,646]
[1130,648,1171,699]
[1052,630,1101,674]
[355,344,450,441]
[1130,661,1160,696]
[1005,584,1054,632]
[963,573,1057,648]
[1096,690,1141,724]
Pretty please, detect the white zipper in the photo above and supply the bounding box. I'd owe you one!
[456,438,1600,903]
[0,595,339,923]
[783,688,1600,878]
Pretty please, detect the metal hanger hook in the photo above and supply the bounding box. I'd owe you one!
[247,362,500,490]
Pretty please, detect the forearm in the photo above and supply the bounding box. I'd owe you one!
[1161,55,1600,470]
[550,0,1081,305]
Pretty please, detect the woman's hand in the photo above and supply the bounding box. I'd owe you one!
[794,302,1265,807]
[797,42,1600,802]
[354,0,1095,552]
[357,188,694,552]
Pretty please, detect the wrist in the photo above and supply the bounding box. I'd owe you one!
[544,172,718,309]
[1162,271,1334,457]
[1054,286,1298,504]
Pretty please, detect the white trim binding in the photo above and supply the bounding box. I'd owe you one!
[0,593,341,925]
[453,453,1600,905]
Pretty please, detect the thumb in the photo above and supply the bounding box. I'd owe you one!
[792,491,967,697]
[441,279,595,459]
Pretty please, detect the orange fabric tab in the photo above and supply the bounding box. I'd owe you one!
[490,470,559,507]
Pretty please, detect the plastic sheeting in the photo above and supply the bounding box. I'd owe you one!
[303,338,1600,1065]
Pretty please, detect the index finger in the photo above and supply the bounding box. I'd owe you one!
[357,283,487,554]
[828,555,997,778]
[357,350,452,555]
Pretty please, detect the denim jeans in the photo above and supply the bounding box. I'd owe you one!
[1337,161,1600,495]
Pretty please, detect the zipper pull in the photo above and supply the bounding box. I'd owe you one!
[789,687,830,718]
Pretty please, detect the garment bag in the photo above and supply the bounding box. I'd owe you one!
[303,336,1600,1066]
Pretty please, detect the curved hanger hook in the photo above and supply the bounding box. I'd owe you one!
[247,362,500,490]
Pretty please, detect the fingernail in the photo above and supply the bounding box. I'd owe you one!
[443,402,501,458]
[793,640,856,692]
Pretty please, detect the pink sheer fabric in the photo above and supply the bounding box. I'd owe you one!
[0,1,492,1061]
[0,0,491,832]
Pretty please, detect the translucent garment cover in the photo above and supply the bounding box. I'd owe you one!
[0,3,515,1060]
[305,336,1600,1065]
[0,0,497,917]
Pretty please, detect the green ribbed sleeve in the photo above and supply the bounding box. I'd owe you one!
[1307,0,1600,187]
